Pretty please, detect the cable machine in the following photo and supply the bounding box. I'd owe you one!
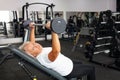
[22,2,55,41]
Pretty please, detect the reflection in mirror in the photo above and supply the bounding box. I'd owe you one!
[64,11,99,39]
[0,11,19,38]
[0,11,64,40]
[27,11,64,38]
[29,11,46,37]
[66,12,85,33]
[54,11,64,18]
[66,12,99,29]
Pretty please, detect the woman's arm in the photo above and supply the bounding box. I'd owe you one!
[20,22,42,57]
[29,22,35,43]
[48,32,61,62]
[46,21,61,62]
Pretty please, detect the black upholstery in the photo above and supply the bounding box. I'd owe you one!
[8,45,67,80]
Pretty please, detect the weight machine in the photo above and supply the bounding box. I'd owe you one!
[22,2,55,41]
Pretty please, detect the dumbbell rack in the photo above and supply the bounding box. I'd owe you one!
[84,22,120,71]
[107,22,120,71]
[95,27,115,54]
[85,21,120,71]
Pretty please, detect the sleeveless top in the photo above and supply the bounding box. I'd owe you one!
[36,47,73,76]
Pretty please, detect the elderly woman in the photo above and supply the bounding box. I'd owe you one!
[20,21,96,80]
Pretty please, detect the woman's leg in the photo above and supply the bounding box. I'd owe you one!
[66,63,96,80]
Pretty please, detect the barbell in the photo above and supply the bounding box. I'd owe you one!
[23,17,66,34]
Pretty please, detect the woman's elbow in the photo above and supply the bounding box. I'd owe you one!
[48,50,60,61]
[53,49,61,54]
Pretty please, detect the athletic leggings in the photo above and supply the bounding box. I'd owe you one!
[65,62,96,80]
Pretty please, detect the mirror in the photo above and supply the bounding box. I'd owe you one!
[0,11,18,38]
[0,10,64,39]
[65,11,99,37]
[66,11,99,28]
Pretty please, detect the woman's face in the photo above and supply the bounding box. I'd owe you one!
[23,42,43,57]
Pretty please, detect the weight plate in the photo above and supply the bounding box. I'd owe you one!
[23,20,32,28]
[51,17,66,34]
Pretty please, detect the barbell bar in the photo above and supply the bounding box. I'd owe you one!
[23,17,66,34]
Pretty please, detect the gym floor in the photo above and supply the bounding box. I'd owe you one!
[0,37,120,80]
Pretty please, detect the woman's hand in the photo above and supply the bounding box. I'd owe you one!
[29,22,35,28]
[45,21,51,30]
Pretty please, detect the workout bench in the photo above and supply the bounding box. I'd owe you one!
[8,45,84,80]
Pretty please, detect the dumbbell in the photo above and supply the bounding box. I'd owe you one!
[23,17,66,34]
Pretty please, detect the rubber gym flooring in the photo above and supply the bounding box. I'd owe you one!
[0,37,120,80]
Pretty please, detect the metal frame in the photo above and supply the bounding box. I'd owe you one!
[22,2,55,20]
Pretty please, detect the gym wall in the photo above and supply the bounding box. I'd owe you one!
[0,0,116,11]
[65,0,116,12]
